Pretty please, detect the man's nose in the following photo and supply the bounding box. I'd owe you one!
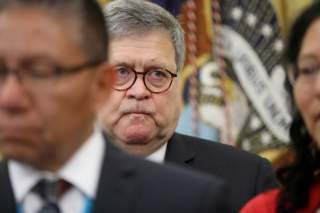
[126,75,151,99]
[0,75,30,112]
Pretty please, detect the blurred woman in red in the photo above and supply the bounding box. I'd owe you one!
[241,2,320,213]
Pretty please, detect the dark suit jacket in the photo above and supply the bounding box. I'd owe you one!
[165,133,278,211]
[0,139,233,213]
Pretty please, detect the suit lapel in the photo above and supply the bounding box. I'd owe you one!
[0,160,16,213]
[93,138,139,213]
[165,133,195,165]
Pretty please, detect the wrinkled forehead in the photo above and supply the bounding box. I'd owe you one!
[109,29,177,71]
[0,7,84,63]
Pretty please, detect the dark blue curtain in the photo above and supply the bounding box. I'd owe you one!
[151,0,186,16]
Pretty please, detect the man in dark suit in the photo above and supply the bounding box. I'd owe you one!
[99,0,278,211]
[0,0,232,212]
[166,133,277,210]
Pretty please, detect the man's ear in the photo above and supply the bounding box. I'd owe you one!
[93,63,115,109]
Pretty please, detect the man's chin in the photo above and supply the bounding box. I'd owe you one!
[115,126,154,144]
[119,138,155,157]
[123,134,151,145]
[0,141,40,163]
[1,149,34,166]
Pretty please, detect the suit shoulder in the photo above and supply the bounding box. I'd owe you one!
[0,160,8,175]
[137,154,224,185]
[175,133,269,164]
[105,143,234,212]
[125,155,233,212]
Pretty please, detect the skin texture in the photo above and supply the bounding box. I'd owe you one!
[0,7,113,171]
[294,18,320,149]
[98,29,182,156]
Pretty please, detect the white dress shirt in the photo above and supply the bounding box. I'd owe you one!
[146,142,167,163]
[8,127,105,213]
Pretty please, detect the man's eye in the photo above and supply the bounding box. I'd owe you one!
[116,66,131,77]
[23,61,57,78]
[148,70,169,79]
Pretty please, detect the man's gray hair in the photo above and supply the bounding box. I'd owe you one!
[104,0,185,72]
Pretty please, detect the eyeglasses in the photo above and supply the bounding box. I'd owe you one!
[113,65,177,93]
[288,64,320,86]
[0,58,102,89]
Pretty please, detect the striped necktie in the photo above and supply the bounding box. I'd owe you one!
[33,179,71,213]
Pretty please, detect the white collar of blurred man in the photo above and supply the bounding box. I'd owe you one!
[9,127,105,203]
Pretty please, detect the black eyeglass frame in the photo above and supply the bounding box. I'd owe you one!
[113,67,178,94]
[0,59,104,83]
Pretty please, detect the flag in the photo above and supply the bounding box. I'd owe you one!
[176,0,311,163]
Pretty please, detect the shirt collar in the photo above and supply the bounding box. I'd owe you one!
[9,127,105,202]
[146,142,167,163]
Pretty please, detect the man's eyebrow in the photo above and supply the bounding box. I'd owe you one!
[19,56,57,64]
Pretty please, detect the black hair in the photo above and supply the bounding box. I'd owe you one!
[277,2,320,212]
[0,0,108,62]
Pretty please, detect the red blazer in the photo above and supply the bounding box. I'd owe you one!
[240,181,320,213]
